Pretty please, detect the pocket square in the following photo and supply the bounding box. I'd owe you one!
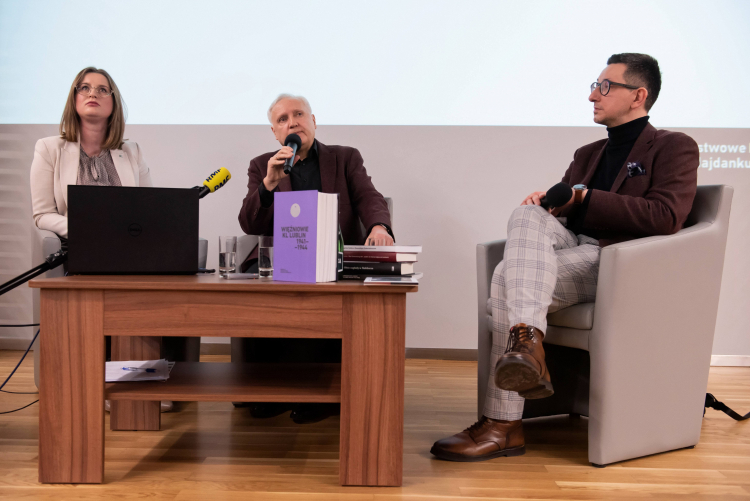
[627,161,646,177]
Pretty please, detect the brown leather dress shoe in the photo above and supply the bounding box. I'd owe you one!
[430,417,525,462]
[494,323,553,399]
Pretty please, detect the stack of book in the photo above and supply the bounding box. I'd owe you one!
[341,245,422,281]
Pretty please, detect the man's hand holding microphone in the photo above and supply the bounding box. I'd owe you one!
[521,183,587,217]
[263,134,302,191]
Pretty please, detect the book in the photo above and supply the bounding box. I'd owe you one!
[343,251,417,263]
[342,272,423,281]
[364,276,419,285]
[273,190,339,283]
[343,262,414,275]
[344,245,422,254]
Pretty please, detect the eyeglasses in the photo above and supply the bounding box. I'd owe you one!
[590,79,640,96]
[76,84,113,98]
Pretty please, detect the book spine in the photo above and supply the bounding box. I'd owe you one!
[344,245,422,253]
[340,273,368,281]
[343,252,399,262]
[343,262,403,274]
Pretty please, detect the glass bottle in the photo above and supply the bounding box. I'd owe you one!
[337,225,345,280]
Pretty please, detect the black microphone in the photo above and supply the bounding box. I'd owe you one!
[283,133,302,175]
[540,182,574,209]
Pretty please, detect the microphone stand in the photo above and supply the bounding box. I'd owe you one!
[0,250,68,297]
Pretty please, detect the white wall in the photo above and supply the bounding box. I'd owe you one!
[2,1,750,128]
[2,123,746,358]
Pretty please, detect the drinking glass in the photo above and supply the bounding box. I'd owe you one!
[259,236,273,277]
[219,236,237,275]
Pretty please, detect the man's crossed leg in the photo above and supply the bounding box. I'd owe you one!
[431,205,600,461]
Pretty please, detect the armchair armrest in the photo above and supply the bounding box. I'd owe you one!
[476,239,506,418]
[477,239,507,330]
[588,218,731,464]
[33,228,62,263]
[198,238,208,269]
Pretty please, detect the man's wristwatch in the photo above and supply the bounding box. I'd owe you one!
[573,184,587,205]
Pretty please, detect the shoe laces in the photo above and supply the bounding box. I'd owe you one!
[504,324,536,354]
[464,417,490,435]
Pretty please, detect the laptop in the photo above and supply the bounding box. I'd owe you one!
[67,186,199,275]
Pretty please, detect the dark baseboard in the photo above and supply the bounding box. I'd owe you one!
[405,348,478,361]
[200,343,478,361]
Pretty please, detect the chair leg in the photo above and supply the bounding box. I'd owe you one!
[591,463,606,468]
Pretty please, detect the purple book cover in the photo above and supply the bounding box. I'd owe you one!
[273,191,319,283]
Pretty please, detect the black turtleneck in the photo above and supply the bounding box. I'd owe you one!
[567,116,650,239]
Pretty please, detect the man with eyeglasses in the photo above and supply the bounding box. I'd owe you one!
[431,53,699,462]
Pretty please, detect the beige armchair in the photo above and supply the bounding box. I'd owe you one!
[476,185,733,466]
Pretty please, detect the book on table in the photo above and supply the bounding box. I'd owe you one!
[344,245,422,253]
[343,251,417,263]
[343,261,414,275]
[364,276,419,285]
[343,246,421,264]
[342,244,422,280]
[273,190,339,283]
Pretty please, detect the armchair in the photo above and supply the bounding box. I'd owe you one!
[477,185,733,466]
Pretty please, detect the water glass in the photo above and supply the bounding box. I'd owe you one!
[219,236,237,275]
[259,235,273,277]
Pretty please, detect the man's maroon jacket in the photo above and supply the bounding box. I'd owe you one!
[239,142,392,245]
[563,123,699,247]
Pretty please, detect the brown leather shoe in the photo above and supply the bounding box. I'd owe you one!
[430,417,525,462]
[494,323,553,399]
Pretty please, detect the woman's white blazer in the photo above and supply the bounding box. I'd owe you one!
[30,136,153,238]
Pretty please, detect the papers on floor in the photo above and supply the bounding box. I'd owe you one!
[105,359,175,382]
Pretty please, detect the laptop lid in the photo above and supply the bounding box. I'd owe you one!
[67,186,199,275]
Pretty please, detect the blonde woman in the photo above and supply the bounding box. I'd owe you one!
[30,66,152,238]
[29,68,187,412]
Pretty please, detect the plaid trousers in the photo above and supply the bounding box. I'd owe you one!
[483,205,601,421]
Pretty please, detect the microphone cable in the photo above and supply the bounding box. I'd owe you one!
[0,325,40,394]
[0,251,64,411]
[0,328,40,413]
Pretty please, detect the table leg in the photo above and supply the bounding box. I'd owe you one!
[340,293,405,487]
[110,336,162,431]
[39,289,104,483]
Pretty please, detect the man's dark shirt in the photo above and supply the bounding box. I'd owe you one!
[568,115,650,239]
[258,140,322,207]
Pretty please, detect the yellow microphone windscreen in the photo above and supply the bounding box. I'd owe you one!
[203,167,231,193]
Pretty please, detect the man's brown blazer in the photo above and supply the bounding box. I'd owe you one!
[238,142,392,245]
[562,123,699,247]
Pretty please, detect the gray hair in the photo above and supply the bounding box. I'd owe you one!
[267,93,312,123]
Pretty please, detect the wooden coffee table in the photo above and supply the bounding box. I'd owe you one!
[29,275,417,486]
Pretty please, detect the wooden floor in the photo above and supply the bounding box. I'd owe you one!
[1,351,749,500]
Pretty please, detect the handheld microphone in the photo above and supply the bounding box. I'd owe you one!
[197,167,232,199]
[540,182,573,209]
[283,133,302,175]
